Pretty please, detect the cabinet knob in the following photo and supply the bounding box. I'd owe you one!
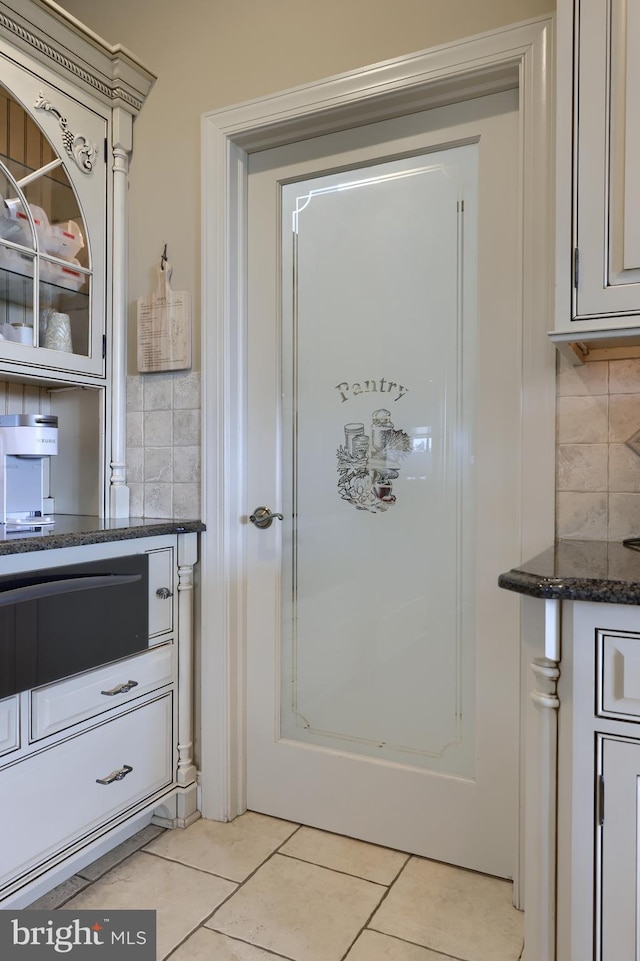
[96,764,133,785]
[156,587,173,599]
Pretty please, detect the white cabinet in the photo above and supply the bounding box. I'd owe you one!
[598,736,640,961]
[525,600,640,961]
[0,695,19,756]
[0,1,155,519]
[0,51,107,379]
[552,1,640,360]
[0,531,199,909]
[0,695,173,890]
[0,3,153,385]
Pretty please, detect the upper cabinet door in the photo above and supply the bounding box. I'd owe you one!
[0,48,107,378]
[575,0,640,321]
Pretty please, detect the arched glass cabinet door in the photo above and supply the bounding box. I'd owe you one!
[0,81,105,373]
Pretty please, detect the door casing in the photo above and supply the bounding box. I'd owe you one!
[199,14,556,902]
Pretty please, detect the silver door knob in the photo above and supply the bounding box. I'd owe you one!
[249,506,284,529]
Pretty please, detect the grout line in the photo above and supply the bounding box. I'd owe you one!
[276,850,392,887]
[364,924,483,961]
[165,927,298,961]
[336,855,414,961]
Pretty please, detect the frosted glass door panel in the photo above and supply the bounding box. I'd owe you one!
[280,146,477,777]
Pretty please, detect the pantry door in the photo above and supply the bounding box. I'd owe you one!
[246,90,521,878]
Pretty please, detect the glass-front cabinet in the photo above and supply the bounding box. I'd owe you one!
[0,49,107,379]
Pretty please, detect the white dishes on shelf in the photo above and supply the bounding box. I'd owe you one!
[0,196,87,299]
[1,199,49,247]
[46,221,84,260]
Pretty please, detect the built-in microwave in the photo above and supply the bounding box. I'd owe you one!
[0,553,149,699]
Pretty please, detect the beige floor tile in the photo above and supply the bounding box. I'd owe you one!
[280,827,408,885]
[207,853,385,961]
[344,930,453,961]
[370,857,523,961]
[143,811,299,881]
[63,851,236,959]
[171,927,292,960]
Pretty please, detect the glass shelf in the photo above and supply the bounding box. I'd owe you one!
[0,261,90,355]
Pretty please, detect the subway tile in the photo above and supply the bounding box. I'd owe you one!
[557,444,607,492]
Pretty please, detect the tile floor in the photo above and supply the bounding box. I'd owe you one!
[28,812,524,961]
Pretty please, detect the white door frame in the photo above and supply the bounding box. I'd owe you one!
[199,15,556,846]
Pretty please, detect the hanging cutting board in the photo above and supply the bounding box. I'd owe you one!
[137,261,191,372]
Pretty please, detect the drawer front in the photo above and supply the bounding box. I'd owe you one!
[598,630,640,719]
[0,696,18,757]
[0,695,172,888]
[148,547,174,641]
[30,644,173,741]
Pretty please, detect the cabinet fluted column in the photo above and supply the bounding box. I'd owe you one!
[109,107,132,519]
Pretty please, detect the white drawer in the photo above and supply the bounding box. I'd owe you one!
[0,696,18,757]
[0,694,172,888]
[30,644,173,741]
[598,630,640,719]
[148,547,174,641]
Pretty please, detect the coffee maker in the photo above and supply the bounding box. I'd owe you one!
[0,414,58,529]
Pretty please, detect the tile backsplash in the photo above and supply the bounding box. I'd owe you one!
[557,355,640,540]
[127,370,201,519]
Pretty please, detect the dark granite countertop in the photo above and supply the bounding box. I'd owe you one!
[498,540,640,605]
[0,515,205,556]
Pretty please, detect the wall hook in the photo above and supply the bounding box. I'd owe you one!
[160,243,168,271]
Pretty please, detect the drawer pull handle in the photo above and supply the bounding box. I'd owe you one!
[100,680,139,697]
[156,587,173,599]
[96,764,133,785]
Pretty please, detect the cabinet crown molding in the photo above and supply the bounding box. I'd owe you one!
[0,0,155,114]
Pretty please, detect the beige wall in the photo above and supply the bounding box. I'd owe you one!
[57,0,554,373]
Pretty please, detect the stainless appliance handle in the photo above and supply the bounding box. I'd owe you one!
[0,573,142,608]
